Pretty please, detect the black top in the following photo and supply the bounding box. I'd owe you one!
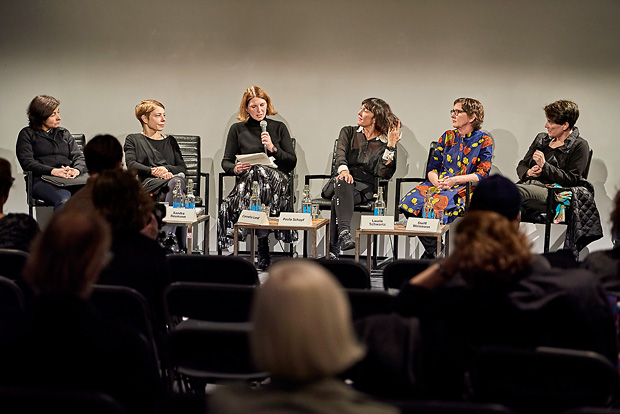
[16,126,86,177]
[516,127,590,187]
[222,117,296,174]
[392,266,617,398]
[0,213,39,252]
[124,133,187,181]
[0,294,163,414]
[334,126,396,185]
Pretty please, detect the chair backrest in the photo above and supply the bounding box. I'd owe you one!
[172,135,204,204]
[0,275,24,313]
[383,259,432,290]
[165,324,267,386]
[90,285,160,363]
[72,133,86,150]
[166,254,259,285]
[164,282,255,328]
[0,248,29,281]
[346,289,393,320]
[0,387,128,414]
[583,149,594,180]
[470,346,619,412]
[314,258,371,289]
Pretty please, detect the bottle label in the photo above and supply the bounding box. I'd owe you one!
[303,205,311,214]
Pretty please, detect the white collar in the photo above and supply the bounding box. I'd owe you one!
[357,126,387,143]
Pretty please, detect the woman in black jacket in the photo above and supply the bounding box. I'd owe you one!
[16,95,86,210]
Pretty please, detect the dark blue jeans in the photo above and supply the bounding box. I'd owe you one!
[32,177,73,210]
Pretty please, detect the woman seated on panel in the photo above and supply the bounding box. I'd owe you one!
[16,95,87,210]
[0,158,39,251]
[218,85,297,270]
[516,99,590,219]
[211,259,398,414]
[398,97,492,259]
[124,99,187,251]
[326,98,401,259]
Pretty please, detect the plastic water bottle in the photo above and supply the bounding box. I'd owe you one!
[301,184,312,214]
[422,192,434,219]
[249,181,260,212]
[172,181,184,208]
[185,179,196,209]
[374,187,386,216]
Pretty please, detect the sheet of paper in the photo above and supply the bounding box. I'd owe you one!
[236,152,278,168]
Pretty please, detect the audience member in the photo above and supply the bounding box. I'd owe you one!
[0,210,163,413]
[582,188,620,295]
[211,259,398,414]
[390,210,616,399]
[0,158,39,251]
[92,169,171,335]
[16,95,87,210]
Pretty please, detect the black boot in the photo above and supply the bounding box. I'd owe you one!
[257,237,271,270]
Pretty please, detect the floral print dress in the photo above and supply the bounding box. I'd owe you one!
[399,129,493,223]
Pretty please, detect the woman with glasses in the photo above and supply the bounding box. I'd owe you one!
[0,158,39,251]
[398,98,492,258]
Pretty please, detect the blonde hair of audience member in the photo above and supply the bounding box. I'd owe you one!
[442,210,532,289]
[236,86,278,122]
[24,210,112,299]
[252,259,365,380]
[135,99,165,126]
[92,169,154,233]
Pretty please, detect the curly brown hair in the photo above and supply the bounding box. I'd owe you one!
[361,97,399,136]
[92,169,154,233]
[442,210,531,288]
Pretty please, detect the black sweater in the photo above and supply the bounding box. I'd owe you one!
[221,117,297,174]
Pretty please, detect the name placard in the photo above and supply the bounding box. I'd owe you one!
[164,207,198,223]
[278,212,312,226]
[406,217,440,233]
[360,215,394,230]
[237,210,269,225]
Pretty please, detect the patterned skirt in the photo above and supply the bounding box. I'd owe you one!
[218,165,297,249]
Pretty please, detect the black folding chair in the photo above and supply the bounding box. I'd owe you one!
[346,289,393,320]
[166,254,259,285]
[382,259,432,291]
[314,258,371,289]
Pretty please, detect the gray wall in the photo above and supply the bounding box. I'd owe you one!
[1,0,619,253]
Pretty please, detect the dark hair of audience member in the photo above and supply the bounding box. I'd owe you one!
[24,210,111,299]
[611,189,620,242]
[27,95,60,129]
[92,169,154,233]
[442,210,532,289]
[83,134,123,174]
[0,158,12,202]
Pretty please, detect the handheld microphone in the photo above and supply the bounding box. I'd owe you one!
[174,172,185,179]
[260,120,268,153]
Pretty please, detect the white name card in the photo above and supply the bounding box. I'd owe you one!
[278,212,312,226]
[406,217,440,233]
[360,215,394,230]
[164,207,198,223]
[237,210,269,225]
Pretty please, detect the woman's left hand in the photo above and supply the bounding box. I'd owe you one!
[63,166,80,178]
[533,149,545,168]
[437,176,458,190]
[387,120,402,147]
[151,166,170,178]
[261,132,276,153]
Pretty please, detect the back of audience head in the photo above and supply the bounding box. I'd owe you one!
[24,210,111,299]
[468,174,522,224]
[0,158,13,207]
[612,188,620,246]
[92,169,154,233]
[252,259,365,381]
[443,210,532,289]
[83,134,123,175]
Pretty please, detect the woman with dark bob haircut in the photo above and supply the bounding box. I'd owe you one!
[516,99,590,218]
[398,97,492,258]
[325,98,401,259]
[16,95,87,210]
[218,86,297,269]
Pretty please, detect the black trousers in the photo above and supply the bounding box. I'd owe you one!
[329,179,372,250]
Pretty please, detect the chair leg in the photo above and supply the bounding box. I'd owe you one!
[544,221,551,253]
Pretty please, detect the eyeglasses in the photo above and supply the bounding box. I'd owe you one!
[450,109,467,116]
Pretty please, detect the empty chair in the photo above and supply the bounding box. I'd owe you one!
[164,282,255,329]
[470,346,619,413]
[383,259,432,291]
[166,255,259,285]
[0,387,128,414]
[314,258,371,289]
[346,289,393,320]
[0,248,29,281]
[165,324,267,393]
